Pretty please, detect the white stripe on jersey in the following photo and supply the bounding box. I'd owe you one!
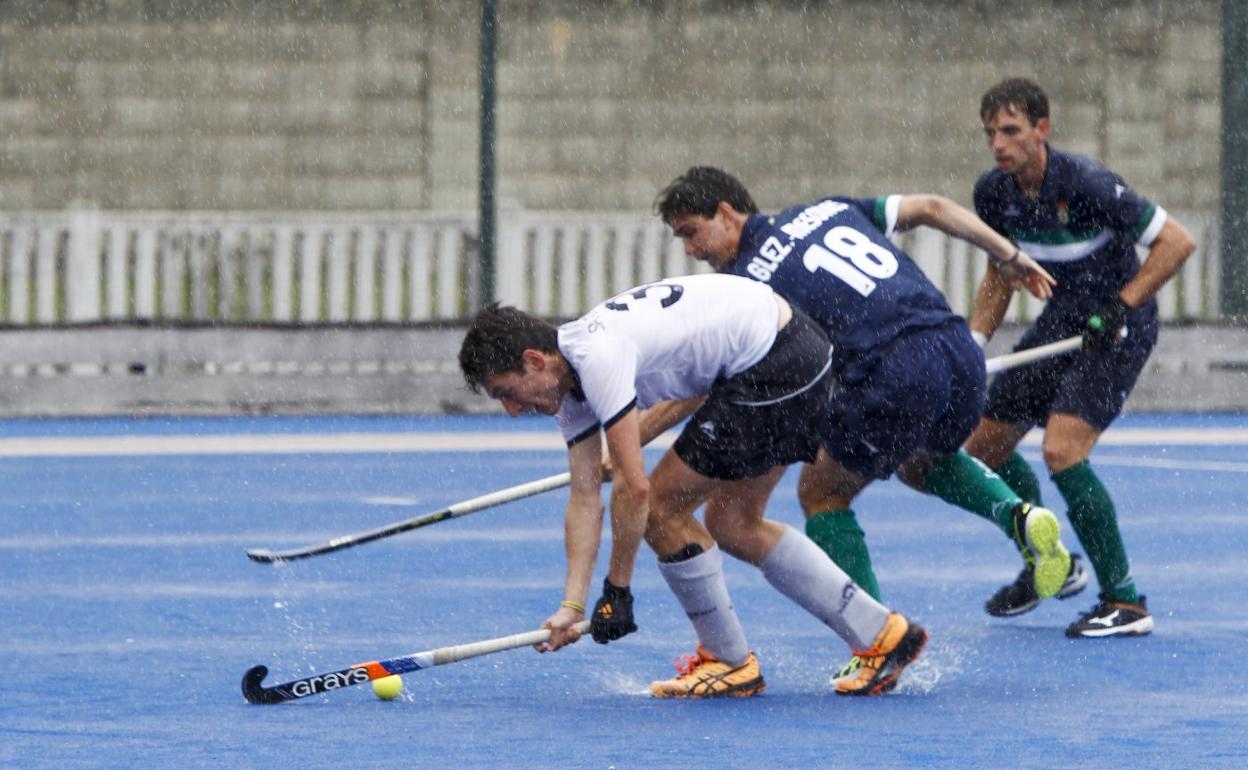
[554,274,779,445]
[1018,230,1113,263]
[1138,206,1168,247]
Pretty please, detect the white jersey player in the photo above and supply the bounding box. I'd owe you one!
[459,272,928,698]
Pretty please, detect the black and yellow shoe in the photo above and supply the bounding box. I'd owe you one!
[1010,503,1072,600]
[649,645,765,699]
[833,613,927,696]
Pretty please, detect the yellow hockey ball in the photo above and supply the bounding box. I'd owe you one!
[371,674,403,701]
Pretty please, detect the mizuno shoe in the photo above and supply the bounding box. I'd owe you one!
[649,645,765,699]
[833,613,927,696]
[1066,594,1154,638]
[985,553,1090,617]
[1010,503,1072,600]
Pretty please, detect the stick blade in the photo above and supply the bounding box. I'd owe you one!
[243,546,278,564]
[241,665,288,705]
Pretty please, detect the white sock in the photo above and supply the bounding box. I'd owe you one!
[656,544,750,665]
[760,525,889,651]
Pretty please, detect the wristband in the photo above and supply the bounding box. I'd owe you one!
[970,330,989,348]
[559,599,585,613]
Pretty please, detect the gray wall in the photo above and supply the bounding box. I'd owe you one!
[0,0,1221,213]
[1,323,1244,416]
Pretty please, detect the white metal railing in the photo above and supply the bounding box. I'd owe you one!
[0,207,1224,325]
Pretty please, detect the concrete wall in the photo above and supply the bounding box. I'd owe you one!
[0,323,1244,416]
[0,0,1222,214]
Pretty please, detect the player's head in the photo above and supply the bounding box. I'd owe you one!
[459,304,566,416]
[656,166,758,224]
[979,78,1050,177]
[980,77,1049,126]
[655,166,756,271]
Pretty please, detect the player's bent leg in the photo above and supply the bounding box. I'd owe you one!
[993,451,1045,506]
[797,452,880,596]
[759,525,890,650]
[702,465,787,566]
[645,450,764,697]
[644,449,722,557]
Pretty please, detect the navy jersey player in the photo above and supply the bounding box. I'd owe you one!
[459,273,928,698]
[964,78,1195,637]
[655,167,1073,673]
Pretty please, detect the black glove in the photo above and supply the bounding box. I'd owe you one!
[590,578,637,644]
[1083,296,1130,352]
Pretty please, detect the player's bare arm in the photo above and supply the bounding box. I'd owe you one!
[537,434,606,652]
[895,194,1055,300]
[968,263,1015,343]
[600,396,705,480]
[603,407,650,589]
[1118,216,1197,308]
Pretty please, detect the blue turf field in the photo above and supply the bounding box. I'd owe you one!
[1,413,1246,769]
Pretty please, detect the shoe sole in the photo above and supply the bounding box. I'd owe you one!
[987,596,1040,617]
[651,677,766,699]
[1025,508,1071,599]
[1067,615,1154,638]
[836,625,927,697]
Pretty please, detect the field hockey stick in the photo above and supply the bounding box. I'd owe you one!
[242,620,591,704]
[984,327,1126,376]
[246,471,572,563]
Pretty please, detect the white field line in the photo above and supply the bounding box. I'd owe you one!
[0,426,1246,458]
[1019,451,1248,474]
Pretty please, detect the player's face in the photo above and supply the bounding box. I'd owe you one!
[982,106,1049,177]
[669,210,738,271]
[484,356,563,417]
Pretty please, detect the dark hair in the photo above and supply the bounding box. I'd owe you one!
[980,77,1049,125]
[458,303,558,393]
[655,166,759,226]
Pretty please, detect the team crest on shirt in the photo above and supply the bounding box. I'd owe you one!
[1056,200,1070,225]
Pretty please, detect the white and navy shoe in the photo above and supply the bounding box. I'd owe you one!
[1066,593,1154,638]
[985,553,1090,617]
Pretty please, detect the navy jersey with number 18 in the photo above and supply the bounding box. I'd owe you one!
[727,195,958,361]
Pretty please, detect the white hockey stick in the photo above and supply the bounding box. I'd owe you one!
[984,328,1124,376]
[246,471,572,563]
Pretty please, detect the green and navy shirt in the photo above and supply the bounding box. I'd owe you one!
[729,195,957,361]
[973,145,1167,317]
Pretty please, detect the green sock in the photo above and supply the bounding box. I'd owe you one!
[805,509,882,601]
[1053,460,1139,603]
[922,450,1020,534]
[994,451,1044,506]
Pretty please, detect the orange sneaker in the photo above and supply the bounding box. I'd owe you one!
[649,645,765,699]
[833,612,927,696]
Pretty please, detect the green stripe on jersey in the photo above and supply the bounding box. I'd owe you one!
[1131,203,1159,242]
[872,197,889,233]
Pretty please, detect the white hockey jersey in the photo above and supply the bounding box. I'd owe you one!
[555,273,780,445]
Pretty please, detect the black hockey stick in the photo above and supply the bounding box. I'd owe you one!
[242,620,590,704]
[246,471,571,563]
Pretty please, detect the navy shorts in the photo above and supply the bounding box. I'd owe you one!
[821,321,986,480]
[985,304,1157,432]
[674,310,833,481]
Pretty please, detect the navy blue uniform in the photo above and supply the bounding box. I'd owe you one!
[974,146,1168,430]
[728,195,985,479]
